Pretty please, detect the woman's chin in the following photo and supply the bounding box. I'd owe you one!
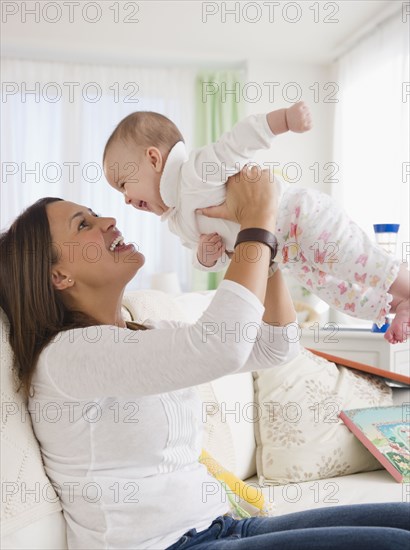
[130,251,145,272]
[116,245,145,264]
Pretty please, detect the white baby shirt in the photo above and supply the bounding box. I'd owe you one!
[160,113,279,271]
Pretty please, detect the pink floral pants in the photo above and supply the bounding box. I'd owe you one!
[274,180,401,325]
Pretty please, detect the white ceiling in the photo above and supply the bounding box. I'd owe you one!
[1,0,398,66]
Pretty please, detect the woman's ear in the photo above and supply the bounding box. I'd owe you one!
[146,147,163,172]
[51,268,73,291]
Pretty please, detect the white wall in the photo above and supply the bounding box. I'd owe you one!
[246,59,334,194]
[242,59,333,322]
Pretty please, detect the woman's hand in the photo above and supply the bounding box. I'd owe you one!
[196,166,277,232]
[196,167,278,304]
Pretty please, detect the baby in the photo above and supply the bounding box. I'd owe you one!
[103,105,410,344]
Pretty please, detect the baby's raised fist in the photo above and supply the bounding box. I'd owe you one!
[197,233,226,268]
[286,101,313,133]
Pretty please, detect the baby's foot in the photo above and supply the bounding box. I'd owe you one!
[385,298,410,344]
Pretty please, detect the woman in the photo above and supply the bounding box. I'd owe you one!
[1,169,409,550]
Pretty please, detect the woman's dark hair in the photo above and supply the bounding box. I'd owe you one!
[0,197,145,401]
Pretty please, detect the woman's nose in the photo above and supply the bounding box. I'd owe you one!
[124,194,132,205]
[101,217,117,231]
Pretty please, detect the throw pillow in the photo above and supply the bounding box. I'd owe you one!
[253,347,393,485]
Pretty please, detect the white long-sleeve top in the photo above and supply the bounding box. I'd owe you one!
[29,280,299,550]
[160,113,280,271]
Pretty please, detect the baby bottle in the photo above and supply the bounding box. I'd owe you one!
[371,224,400,333]
[373,224,400,255]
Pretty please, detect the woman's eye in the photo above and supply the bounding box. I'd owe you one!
[78,211,99,229]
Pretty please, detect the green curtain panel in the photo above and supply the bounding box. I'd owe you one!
[192,70,245,291]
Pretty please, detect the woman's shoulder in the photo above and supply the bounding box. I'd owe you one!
[41,319,189,355]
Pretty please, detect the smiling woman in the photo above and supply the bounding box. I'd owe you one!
[0,197,145,399]
[47,199,145,326]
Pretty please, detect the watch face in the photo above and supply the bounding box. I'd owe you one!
[271,237,279,263]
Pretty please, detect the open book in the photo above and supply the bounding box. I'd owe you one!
[339,406,410,483]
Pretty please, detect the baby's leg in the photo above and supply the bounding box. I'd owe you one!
[385,264,410,344]
[276,185,408,341]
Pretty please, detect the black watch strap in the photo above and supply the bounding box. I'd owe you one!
[234,228,278,267]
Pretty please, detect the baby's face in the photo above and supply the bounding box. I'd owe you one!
[104,139,169,216]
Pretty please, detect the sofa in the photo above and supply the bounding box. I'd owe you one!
[1,288,409,549]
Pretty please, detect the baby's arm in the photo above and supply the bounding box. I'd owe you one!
[166,214,229,271]
[187,102,312,186]
[267,101,312,135]
[187,114,275,187]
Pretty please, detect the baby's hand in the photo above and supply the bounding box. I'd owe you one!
[197,233,225,268]
[286,101,312,133]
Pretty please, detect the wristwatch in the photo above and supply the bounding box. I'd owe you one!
[234,228,278,267]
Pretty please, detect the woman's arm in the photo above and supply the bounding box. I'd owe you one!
[43,280,265,400]
[235,269,300,374]
[199,166,277,305]
[263,268,297,327]
[197,166,299,374]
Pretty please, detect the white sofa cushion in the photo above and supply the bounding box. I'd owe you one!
[196,371,257,480]
[122,288,189,324]
[0,309,63,542]
[253,347,394,485]
[1,512,68,550]
[246,470,407,517]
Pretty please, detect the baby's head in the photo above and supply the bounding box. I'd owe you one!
[103,111,184,215]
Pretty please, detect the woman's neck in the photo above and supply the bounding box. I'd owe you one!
[66,287,127,327]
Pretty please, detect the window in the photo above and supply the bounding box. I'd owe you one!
[1,59,196,290]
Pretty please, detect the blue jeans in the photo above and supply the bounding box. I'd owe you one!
[165,503,410,549]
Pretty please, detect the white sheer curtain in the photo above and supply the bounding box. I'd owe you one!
[333,11,409,258]
[331,11,409,324]
[1,58,196,290]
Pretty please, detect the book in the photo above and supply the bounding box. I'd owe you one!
[307,349,410,387]
[339,406,410,483]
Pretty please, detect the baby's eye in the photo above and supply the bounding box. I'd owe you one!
[78,219,88,230]
[119,182,125,190]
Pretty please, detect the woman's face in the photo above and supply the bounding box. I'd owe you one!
[47,200,144,292]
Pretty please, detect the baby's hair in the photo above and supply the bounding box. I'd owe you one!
[103,111,184,162]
